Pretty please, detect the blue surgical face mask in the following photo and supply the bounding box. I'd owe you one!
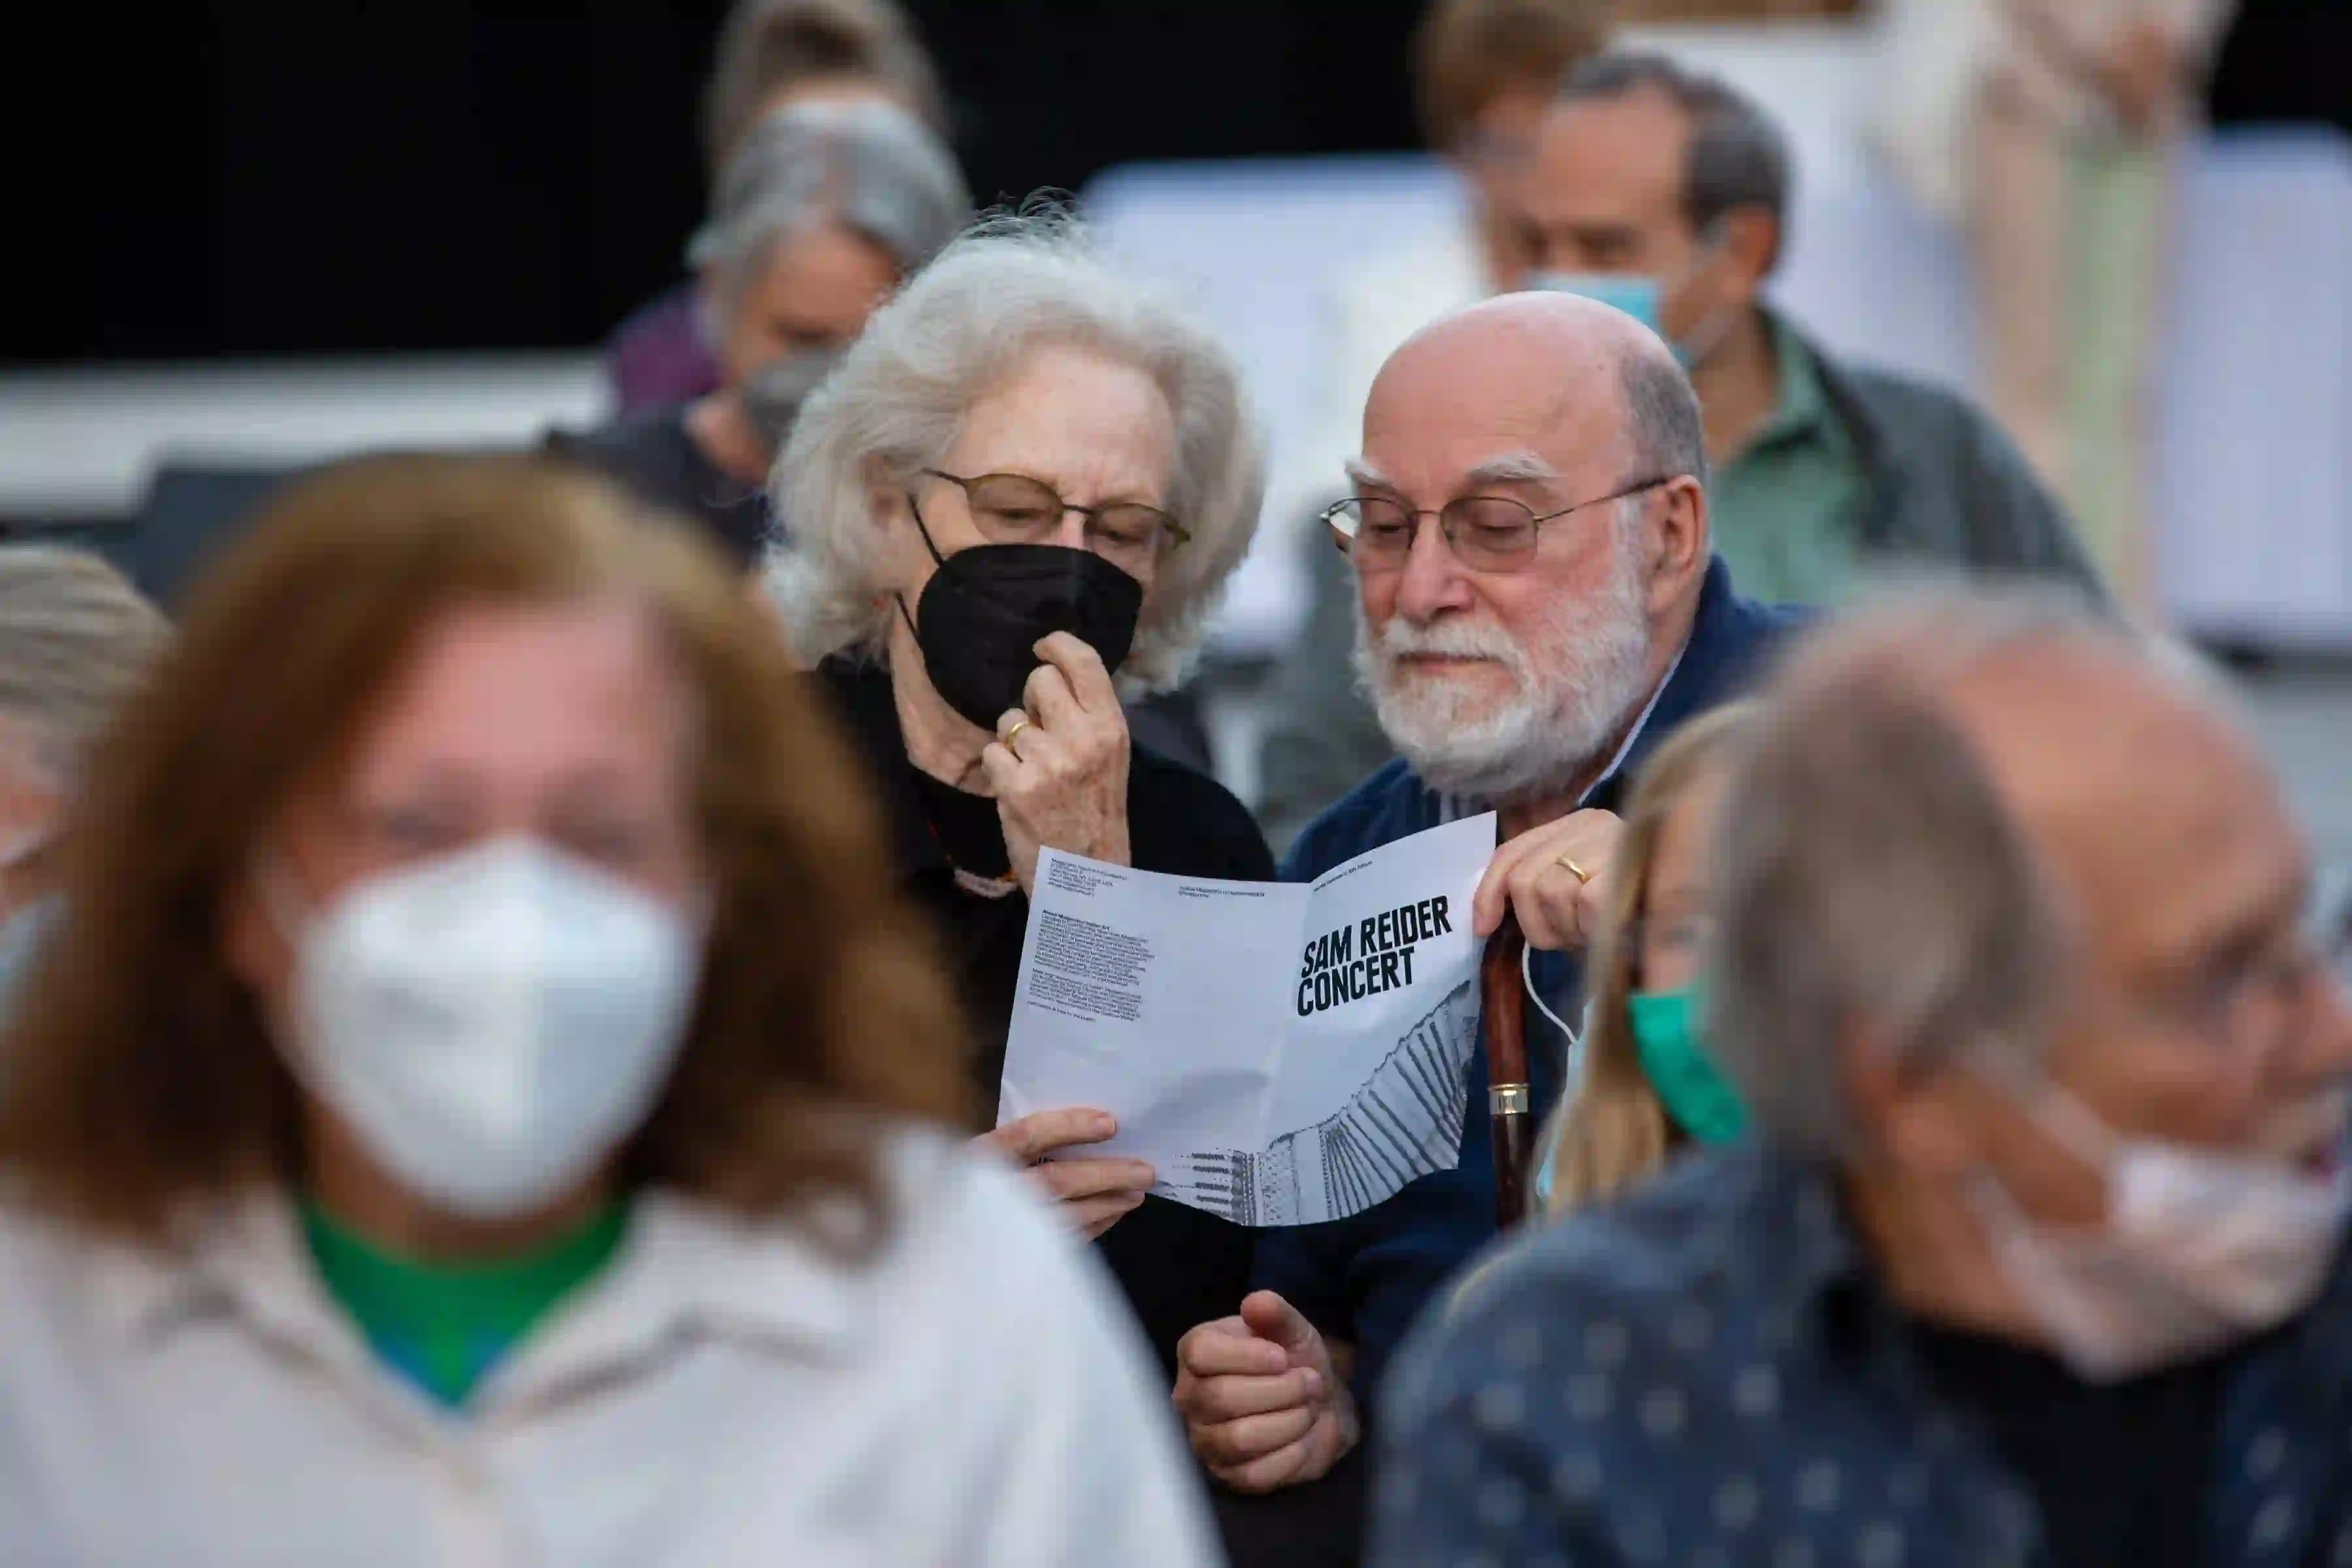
[1524,271,1663,333]
[1524,229,1737,368]
[1627,985,1747,1145]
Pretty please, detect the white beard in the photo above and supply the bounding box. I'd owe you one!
[1353,538,1657,804]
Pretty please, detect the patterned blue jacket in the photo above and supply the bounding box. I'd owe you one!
[1373,1140,2352,1567]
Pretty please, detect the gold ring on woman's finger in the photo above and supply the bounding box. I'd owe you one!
[1554,853,1592,883]
[1002,718,1030,758]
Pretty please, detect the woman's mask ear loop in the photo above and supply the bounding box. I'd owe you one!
[1522,939,1584,1087]
[892,491,952,638]
[1522,941,1586,1212]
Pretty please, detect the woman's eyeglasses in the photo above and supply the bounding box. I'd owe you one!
[921,469,1190,560]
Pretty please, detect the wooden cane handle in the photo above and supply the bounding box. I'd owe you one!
[1480,912,1533,1229]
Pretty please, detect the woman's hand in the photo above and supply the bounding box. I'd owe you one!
[981,632,1133,894]
[976,1107,1154,1241]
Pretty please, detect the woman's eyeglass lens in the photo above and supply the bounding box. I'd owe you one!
[926,470,1188,559]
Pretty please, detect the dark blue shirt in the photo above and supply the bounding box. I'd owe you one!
[1373,1140,2352,1567]
[1253,558,1800,1413]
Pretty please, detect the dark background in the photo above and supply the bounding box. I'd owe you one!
[16,1,1423,366]
[12,0,2345,367]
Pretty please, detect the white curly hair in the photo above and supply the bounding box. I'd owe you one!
[760,211,1266,693]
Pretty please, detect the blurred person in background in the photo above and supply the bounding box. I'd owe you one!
[0,547,167,1008]
[1291,0,1614,503]
[0,547,169,921]
[1258,0,1610,846]
[0,455,1222,1567]
[1258,52,2100,849]
[554,99,968,566]
[768,216,1272,1381]
[1173,294,1796,1524]
[1529,700,1754,1213]
[606,0,950,414]
[1518,54,2095,604]
[1614,0,1856,15]
[1377,590,2352,1567]
[1878,0,2241,618]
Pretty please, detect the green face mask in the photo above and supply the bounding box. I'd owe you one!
[1627,987,1748,1145]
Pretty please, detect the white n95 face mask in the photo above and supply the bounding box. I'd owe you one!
[272,837,704,1219]
[1970,1079,2352,1382]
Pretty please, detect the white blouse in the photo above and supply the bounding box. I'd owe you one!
[0,1130,1225,1567]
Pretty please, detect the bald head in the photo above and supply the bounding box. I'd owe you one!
[1343,289,1716,806]
[1364,292,1701,494]
[1940,634,2296,1009]
[1762,598,2282,924]
[1711,588,2339,1166]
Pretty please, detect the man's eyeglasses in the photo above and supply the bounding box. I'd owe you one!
[1321,475,1676,574]
[2149,911,2351,1058]
[921,469,1190,561]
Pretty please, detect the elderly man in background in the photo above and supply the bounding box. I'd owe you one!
[1174,292,1797,1524]
[1377,591,2352,1567]
[0,547,167,996]
[1258,51,2099,848]
[1518,54,2097,603]
[554,99,967,566]
[604,0,949,412]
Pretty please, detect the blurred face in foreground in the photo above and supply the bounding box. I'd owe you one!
[227,599,708,1249]
[1868,648,2352,1235]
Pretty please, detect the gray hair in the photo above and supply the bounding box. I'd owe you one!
[691,99,970,331]
[1560,51,1795,274]
[1619,347,1709,491]
[763,213,1267,692]
[0,547,169,791]
[700,0,947,173]
[1708,590,2148,1158]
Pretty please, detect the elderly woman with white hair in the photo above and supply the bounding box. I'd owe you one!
[770,214,1271,1377]
[555,96,968,565]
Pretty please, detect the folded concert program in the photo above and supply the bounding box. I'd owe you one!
[998,813,1494,1226]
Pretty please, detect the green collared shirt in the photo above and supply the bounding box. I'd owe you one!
[1708,314,1869,607]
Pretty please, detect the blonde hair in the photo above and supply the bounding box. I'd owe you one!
[0,547,168,789]
[1536,700,1755,1213]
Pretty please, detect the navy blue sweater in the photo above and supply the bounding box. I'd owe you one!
[1253,557,1803,1416]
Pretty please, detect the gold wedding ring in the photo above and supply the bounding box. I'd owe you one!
[1555,853,1592,883]
[1001,718,1031,757]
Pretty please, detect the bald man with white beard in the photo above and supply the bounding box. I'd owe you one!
[1180,294,1801,1525]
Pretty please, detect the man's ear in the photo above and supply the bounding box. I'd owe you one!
[1842,1032,1987,1182]
[1717,207,1780,305]
[1645,478,1710,616]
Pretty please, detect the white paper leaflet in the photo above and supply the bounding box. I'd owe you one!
[998,814,1495,1226]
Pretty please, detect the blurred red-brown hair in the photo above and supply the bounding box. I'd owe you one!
[0,453,967,1245]
[1414,0,1613,150]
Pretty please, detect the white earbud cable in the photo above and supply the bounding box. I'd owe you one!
[1520,938,1578,1051]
